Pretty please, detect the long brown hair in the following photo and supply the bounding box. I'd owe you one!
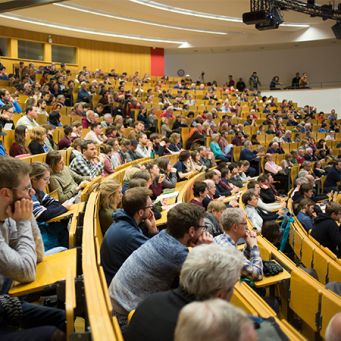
[14,125,30,154]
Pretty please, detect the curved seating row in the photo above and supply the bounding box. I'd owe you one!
[237,185,341,339]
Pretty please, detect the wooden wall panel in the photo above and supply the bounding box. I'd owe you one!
[0,26,151,75]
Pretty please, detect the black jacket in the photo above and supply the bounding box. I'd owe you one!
[28,140,45,155]
[125,287,195,341]
[260,187,276,203]
[311,213,341,257]
[325,166,341,191]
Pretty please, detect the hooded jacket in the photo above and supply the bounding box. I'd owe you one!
[100,208,149,285]
[311,213,341,257]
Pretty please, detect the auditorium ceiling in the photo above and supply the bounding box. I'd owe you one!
[0,0,338,50]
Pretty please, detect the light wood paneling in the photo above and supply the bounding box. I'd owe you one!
[0,26,151,75]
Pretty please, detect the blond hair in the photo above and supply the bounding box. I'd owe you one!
[207,200,226,213]
[30,126,46,144]
[97,179,121,209]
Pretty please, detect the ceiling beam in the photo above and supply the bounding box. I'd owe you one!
[0,0,66,13]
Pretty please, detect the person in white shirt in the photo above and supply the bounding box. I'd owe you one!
[16,106,39,129]
[135,133,152,158]
[84,123,107,145]
[242,190,263,232]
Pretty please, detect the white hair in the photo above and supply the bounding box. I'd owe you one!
[86,110,94,118]
[204,179,215,189]
[295,177,309,186]
[221,208,246,232]
[180,244,244,298]
[174,299,253,341]
[326,312,341,341]
[298,170,309,178]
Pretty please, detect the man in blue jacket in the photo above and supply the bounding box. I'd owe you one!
[325,160,341,193]
[101,187,158,285]
[240,141,259,176]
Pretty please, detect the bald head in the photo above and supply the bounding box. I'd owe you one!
[326,312,341,341]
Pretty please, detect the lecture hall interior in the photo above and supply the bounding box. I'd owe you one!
[0,0,341,340]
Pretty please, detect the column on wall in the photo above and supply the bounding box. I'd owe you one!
[44,42,52,63]
[8,38,18,58]
[150,47,164,77]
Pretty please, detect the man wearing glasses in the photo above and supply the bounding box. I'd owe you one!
[215,208,263,281]
[0,157,65,339]
[101,187,158,286]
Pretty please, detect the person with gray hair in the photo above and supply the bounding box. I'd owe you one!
[326,312,341,341]
[174,299,257,341]
[101,113,113,128]
[215,208,263,281]
[124,244,243,341]
[291,176,310,198]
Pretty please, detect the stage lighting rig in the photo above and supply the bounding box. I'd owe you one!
[243,0,341,37]
[243,0,283,30]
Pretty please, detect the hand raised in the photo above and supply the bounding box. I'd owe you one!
[6,199,33,222]
[196,231,213,245]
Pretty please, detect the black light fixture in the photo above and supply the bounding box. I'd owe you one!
[331,21,341,39]
[307,0,315,8]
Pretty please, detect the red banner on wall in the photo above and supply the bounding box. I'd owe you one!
[151,47,164,76]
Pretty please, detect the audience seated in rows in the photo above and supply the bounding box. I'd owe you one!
[109,203,212,326]
[125,244,244,341]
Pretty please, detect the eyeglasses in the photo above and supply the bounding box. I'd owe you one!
[12,184,34,193]
[196,225,206,230]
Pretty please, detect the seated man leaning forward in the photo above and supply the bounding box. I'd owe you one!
[101,187,158,285]
[0,157,66,340]
[109,203,213,327]
[214,208,263,281]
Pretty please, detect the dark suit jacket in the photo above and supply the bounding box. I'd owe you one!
[125,287,195,341]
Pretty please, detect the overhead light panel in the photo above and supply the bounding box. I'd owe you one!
[0,13,187,45]
[54,3,227,35]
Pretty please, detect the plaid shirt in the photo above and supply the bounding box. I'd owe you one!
[214,232,263,281]
[70,154,103,178]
